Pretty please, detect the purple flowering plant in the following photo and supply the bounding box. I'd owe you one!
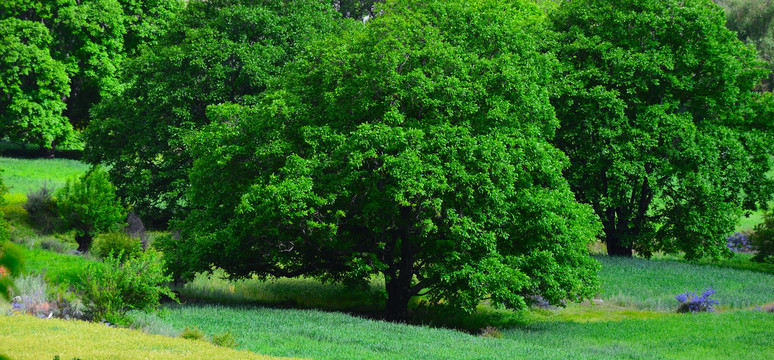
[675,288,719,313]
[726,232,752,252]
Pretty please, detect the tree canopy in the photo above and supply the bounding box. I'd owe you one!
[0,0,182,152]
[550,0,774,259]
[165,0,601,321]
[84,0,347,223]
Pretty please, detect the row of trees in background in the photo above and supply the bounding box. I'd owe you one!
[0,0,183,154]
[2,0,774,320]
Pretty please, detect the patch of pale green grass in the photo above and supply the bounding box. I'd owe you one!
[0,157,89,194]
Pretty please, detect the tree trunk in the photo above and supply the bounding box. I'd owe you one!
[603,208,633,257]
[42,146,55,159]
[385,277,411,321]
[384,208,416,322]
[605,232,633,257]
[75,233,93,253]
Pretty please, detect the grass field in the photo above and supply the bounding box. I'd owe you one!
[0,157,90,194]
[2,156,774,360]
[126,303,773,360]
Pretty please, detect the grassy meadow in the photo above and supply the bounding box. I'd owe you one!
[1,156,774,359]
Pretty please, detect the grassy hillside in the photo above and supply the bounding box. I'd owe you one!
[0,315,297,360]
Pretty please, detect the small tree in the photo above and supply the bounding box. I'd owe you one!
[57,167,127,253]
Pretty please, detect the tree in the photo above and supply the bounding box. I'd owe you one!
[57,167,127,253]
[168,0,601,321]
[550,0,774,259]
[84,0,347,223]
[0,18,71,150]
[0,0,182,154]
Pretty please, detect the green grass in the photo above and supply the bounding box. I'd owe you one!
[504,310,774,360]
[597,255,774,310]
[137,304,774,360]
[0,156,90,194]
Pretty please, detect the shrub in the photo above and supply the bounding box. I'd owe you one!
[23,184,60,233]
[57,167,126,253]
[0,241,23,301]
[180,326,206,341]
[726,232,753,253]
[479,326,503,338]
[8,274,84,320]
[92,231,142,262]
[78,249,176,324]
[676,288,719,313]
[211,330,238,348]
[751,210,774,263]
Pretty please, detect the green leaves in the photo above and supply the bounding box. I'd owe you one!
[57,167,127,252]
[178,0,601,320]
[0,17,72,148]
[551,0,773,259]
[84,0,345,221]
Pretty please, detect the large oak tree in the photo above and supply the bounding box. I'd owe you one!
[166,0,601,321]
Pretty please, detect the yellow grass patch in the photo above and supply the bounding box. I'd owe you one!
[0,314,302,360]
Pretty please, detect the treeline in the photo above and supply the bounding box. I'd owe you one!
[2,0,774,321]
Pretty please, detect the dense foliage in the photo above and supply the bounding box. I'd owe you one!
[550,0,774,259]
[0,0,182,152]
[168,0,602,320]
[0,170,23,300]
[84,0,347,222]
[78,249,175,325]
[57,167,126,252]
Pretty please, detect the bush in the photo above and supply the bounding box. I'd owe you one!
[0,241,23,301]
[23,184,60,233]
[57,167,126,253]
[180,326,206,341]
[78,249,176,325]
[8,274,84,320]
[92,232,142,262]
[210,330,238,348]
[726,232,753,253]
[751,210,774,263]
[675,288,719,313]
